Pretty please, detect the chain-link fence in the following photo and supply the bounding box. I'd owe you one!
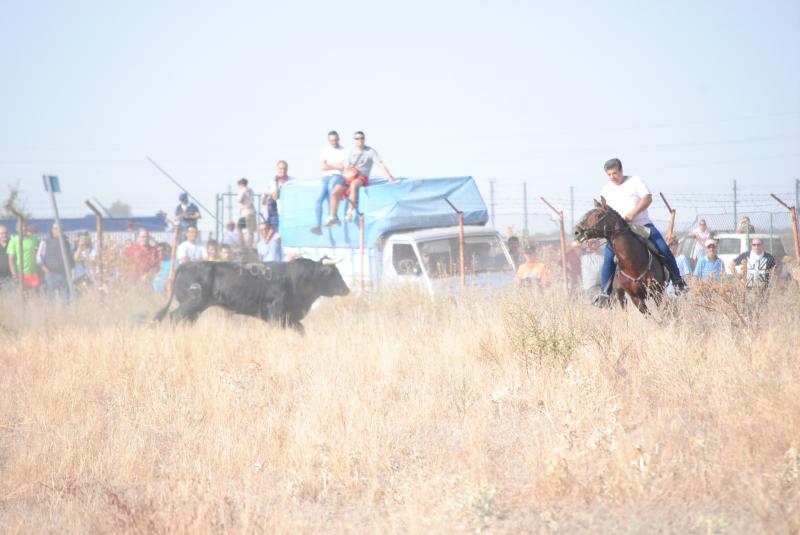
[678,211,795,259]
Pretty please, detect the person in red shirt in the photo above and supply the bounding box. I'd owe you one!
[124,228,160,279]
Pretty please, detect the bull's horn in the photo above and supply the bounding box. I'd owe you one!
[321,257,343,265]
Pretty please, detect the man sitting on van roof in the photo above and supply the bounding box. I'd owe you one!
[324,131,398,227]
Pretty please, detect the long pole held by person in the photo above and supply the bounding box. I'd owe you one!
[146,157,219,225]
[43,175,75,301]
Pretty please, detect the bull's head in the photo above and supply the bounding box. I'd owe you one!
[318,258,350,297]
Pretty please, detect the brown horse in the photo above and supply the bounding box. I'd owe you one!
[573,199,668,313]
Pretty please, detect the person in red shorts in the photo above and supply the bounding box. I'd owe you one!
[324,131,398,226]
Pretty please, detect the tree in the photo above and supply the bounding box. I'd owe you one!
[108,200,132,217]
[1,183,31,219]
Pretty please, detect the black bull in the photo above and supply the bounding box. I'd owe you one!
[154,258,350,332]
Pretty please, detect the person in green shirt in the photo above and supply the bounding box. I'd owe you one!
[7,222,42,289]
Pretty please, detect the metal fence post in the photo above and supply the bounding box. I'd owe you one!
[8,209,25,301]
[84,201,105,287]
[167,225,181,293]
[444,198,465,290]
[770,194,800,268]
[541,197,569,292]
[659,192,676,244]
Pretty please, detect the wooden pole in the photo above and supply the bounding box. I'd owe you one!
[359,214,365,291]
[771,194,800,267]
[443,197,465,290]
[659,192,676,243]
[558,211,568,291]
[9,210,25,301]
[541,197,569,292]
[458,212,465,290]
[167,224,181,293]
[85,201,105,287]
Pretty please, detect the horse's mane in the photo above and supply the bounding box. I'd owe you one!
[599,203,628,229]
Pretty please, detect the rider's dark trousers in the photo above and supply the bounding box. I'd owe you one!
[601,223,683,294]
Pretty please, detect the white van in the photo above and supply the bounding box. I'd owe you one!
[279,176,516,295]
[283,225,515,295]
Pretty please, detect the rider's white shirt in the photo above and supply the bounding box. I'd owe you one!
[600,175,652,226]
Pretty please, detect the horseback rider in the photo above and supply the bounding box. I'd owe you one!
[598,158,687,301]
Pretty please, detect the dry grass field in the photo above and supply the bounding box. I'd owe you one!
[1,277,799,534]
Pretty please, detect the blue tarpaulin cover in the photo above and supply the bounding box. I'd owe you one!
[279,176,488,249]
[0,214,169,233]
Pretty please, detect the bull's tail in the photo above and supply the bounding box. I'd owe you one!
[154,281,177,322]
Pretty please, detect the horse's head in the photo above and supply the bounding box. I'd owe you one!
[573,198,626,242]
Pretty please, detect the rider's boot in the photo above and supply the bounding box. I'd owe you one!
[592,276,614,308]
[592,293,612,308]
[669,268,689,294]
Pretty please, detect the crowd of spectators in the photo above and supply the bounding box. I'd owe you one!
[1,132,790,306]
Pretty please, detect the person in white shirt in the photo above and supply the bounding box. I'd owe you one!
[324,131,398,227]
[176,226,208,265]
[598,158,686,298]
[264,160,293,233]
[580,239,604,299]
[310,131,349,235]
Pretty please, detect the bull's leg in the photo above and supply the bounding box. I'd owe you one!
[169,282,208,324]
[169,302,207,323]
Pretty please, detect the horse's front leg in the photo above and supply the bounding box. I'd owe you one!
[616,288,627,309]
[631,295,648,314]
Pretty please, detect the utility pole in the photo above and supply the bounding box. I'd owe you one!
[733,179,738,230]
[569,186,575,230]
[489,179,495,228]
[522,182,528,236]
[795,178,799,215]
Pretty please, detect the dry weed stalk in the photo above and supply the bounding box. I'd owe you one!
[0,283,798,533]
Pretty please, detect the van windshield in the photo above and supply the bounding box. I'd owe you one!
[716,238,741,255]
[418,235,513,277]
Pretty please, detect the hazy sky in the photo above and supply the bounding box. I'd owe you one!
[1,0,798,233]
